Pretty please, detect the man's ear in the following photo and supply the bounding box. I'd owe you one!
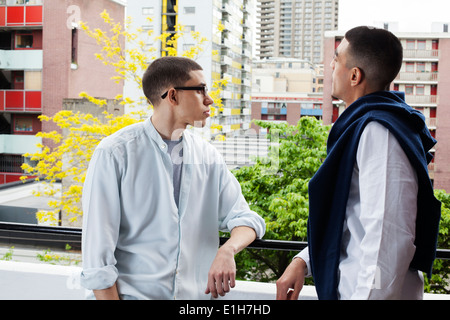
[168,88,178,104]
[350,67,364,87]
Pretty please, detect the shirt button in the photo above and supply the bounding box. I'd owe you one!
[161,144,166,149]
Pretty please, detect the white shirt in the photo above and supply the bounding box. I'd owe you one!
[80,118,266,300]
[297,122,423,299]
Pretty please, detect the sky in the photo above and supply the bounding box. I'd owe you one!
[339,0,450,32]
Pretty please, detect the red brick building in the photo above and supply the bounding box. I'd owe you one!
[323,30,450,191]
[0,0,124,183]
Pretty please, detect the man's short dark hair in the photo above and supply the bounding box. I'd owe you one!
[344,26,403,91]
[142,56,203,106]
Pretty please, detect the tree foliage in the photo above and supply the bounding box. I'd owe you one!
[232,117,330,281]
[426,189,450,293]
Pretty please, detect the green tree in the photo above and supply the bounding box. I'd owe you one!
[426,189,450,293]
[232,117,329,281]
[234,118,450,294]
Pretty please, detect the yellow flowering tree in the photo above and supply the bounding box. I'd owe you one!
[22,10,227,225]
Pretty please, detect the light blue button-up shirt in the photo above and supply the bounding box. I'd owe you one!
[80,118,266,300]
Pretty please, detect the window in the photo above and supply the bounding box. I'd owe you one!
[14,117,33,132]
[416,85,425,95]
[13,114,40,135]
[24,71,42,90]
[12,71,23,89]
[405,85,414,95]
[406,62,415,72]
[71,28,78,64]
[406,40,415,50]
[142,7,154,15]
[184,7,195,14]
[417,40,426,50]
[417,63,425,72]
[15,33,33,48]
[183,43,194,51]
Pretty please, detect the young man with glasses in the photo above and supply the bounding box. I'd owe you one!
[80,56,265,300]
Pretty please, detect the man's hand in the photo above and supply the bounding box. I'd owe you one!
[205,245,236,298]
[276,258,307,300]
[205,226,256,298]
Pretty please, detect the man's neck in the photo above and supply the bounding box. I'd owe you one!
[151,115,185,141]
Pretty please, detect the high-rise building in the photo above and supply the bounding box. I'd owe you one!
[257,0,339,63]
[322,30,450,192]
[126,0,255,138]
[0,0,125,183]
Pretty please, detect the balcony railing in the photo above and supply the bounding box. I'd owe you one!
[403,49,440,59]
[0,222,448,259]
[0,90,42,112]
[396,72,439,82]
[0,134,42,154]
[262,107,287,115]
[0,49,43,70]
[404,94,438,105]
[0,4,43,27]
[0,222,449,300]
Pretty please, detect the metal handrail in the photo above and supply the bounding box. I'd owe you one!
[0,222,449,260]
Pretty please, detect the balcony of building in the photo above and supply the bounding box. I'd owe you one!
[0,49,42,70]
[0,223,448,300]
[404,94,438,105]
[0,1,43,27]
[0,133,41,154]
[403,49,440,60]
[396,71,439,83]
[0,89,42,112]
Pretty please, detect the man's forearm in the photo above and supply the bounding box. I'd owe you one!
[93,283,120,300]
[221,226,257,255]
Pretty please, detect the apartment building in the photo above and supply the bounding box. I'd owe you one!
[126,0,255,137]
[251,57,322,132]
[322,30,450,191]
[257,0,339,64]
[0,0,125,183]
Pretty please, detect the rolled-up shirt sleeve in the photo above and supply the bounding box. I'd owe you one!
[218,165,266,239]
[295,247,312,277]
[80,147,122,290]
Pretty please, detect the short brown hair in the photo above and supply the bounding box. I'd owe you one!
[142,56,203,106]
[345,26,403,90]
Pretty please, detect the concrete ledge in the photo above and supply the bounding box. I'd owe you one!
[0,261,448,300]
[0,261,85,300]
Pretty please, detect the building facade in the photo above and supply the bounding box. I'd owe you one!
[323,30,450,191]
[126,0,255,138]
[257,0,339,64]
[251,57,323,132]
[0,0,125,183]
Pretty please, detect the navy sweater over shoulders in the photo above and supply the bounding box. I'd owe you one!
[308,91,441,300]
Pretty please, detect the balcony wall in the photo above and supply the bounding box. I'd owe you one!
[0,90,42,112]
[0,260,448,300]
[403,49,440,60]
[396,72,439,82]
[0,4,43,27]
[0,50,43,70]
[0,134,41,154]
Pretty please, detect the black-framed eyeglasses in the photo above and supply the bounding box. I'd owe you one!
[161,86,208,99]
